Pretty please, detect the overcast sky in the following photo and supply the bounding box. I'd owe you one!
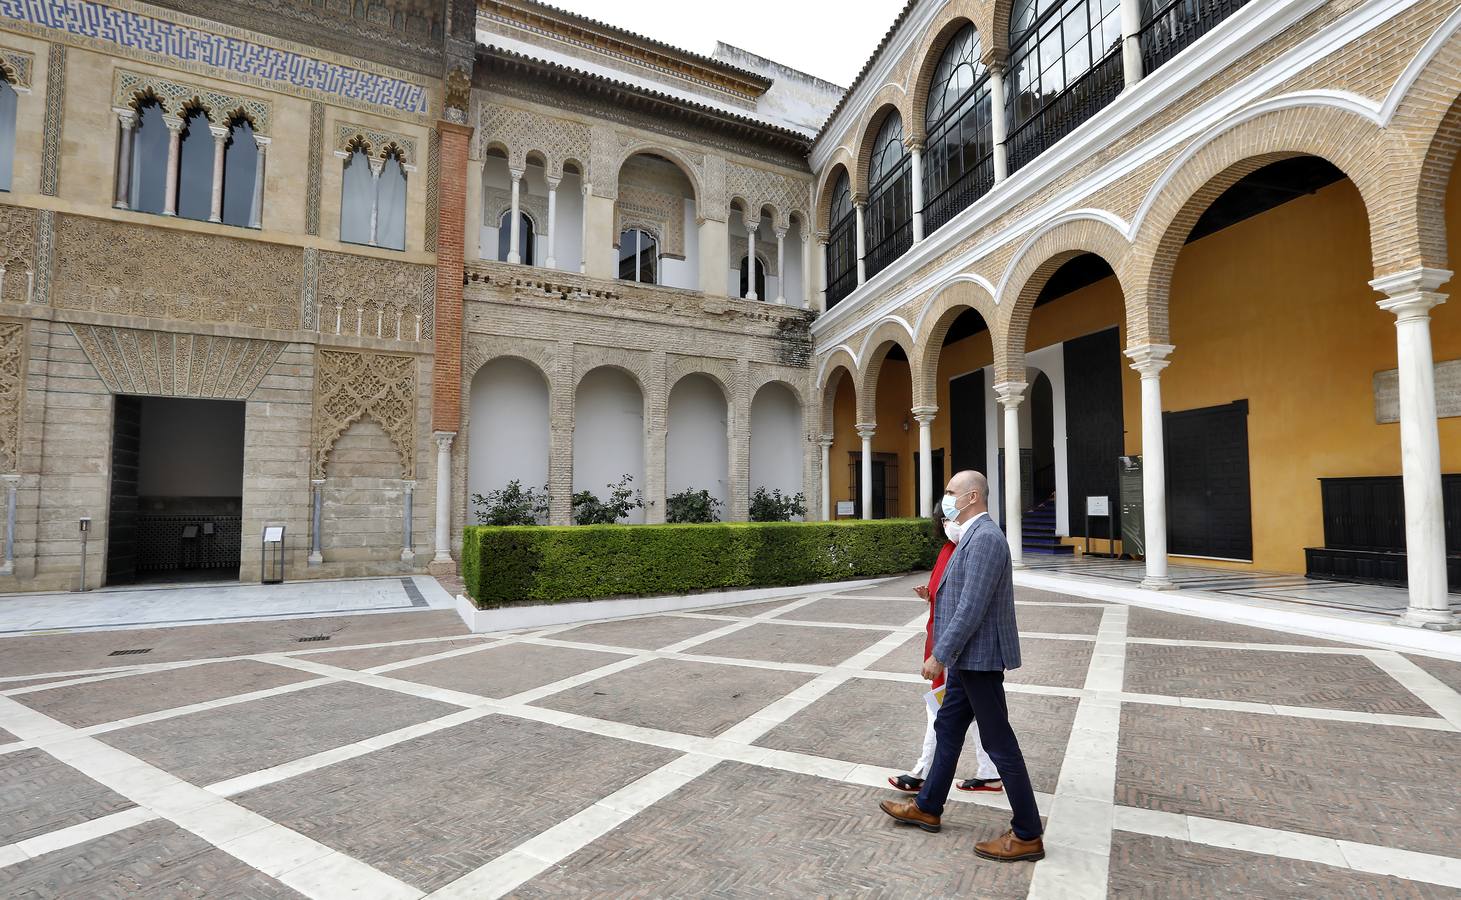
[543,0,907,87]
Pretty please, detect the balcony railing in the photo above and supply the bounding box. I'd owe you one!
[827,267,858,309]
[864,220,913,282]
[1006,46,1125,176]
[923,151,996,237]
[1140,0,1251,76]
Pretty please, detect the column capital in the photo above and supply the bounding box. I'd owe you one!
[993,381,1027,407]
[403,479,418,489]
[817,433,835,449]
[903,135,925,153]
[816,230,829,244]
[852,194,867,208]
[114,107,138,129]
[742,213,759,233]
[1125,343,1175,376]
[546,174,561,190]
[1371,266,1452,299]
[368,156,385,177]
[855,423,877,440]
[162,114,185,132]
[1378,291,1447,321]
[774,225,788,240]
[509,166,525,182]
[209,124,229,141]
[432,431,456,451]
[911,405,938,424]
[254,135,272,149]
[1,474,19,486]
[311,478,326,486]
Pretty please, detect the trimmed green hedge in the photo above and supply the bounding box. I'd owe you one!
[462,519,940,607]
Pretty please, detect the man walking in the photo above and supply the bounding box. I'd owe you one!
[878,470,1044,862]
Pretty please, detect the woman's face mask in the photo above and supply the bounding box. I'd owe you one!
[943,519,964,544]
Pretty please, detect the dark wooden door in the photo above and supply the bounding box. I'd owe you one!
[106,395,142,586]
[1164,400,1253,560]
[949,370,985,474]
[1063,328,1124,537]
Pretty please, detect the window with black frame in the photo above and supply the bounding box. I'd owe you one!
[863,112,912,280]
[618,228,657,284]
[1005,0,1124,174]
[825,172,857,308]
[1138,0,1251,76]
[923,24,994,236]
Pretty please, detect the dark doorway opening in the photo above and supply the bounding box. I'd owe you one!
[1029,372,1055,505]
[850,451,900,519]
[914,448,945,521]
[1164,400,1253,561]
[106,396,246,586]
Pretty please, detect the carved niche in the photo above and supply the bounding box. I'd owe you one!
[0,321,24,472]
[0,46,34,90]
[312,349,417,479]
[614,185,686,260]
[52,216,302,330]
[316,251,434,341]
[0,204,36,305]
[114,69,273,134]
[334,122,418,169]
[478,102,591,179]
[71,325,287,399]
[727,161,808,230]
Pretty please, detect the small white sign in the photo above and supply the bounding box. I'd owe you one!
[836,501,855,517]
[1086,496,1110,517]
[263,526,284,543]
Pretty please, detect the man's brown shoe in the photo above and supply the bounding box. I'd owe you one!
[974,829,1045,862]
[878,798,941,833]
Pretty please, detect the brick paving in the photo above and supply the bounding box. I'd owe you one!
[0,577,1457,898]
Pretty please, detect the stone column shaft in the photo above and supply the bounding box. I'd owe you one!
[402,481,416,563]
[309,479,324,566]
[113,109,137,210]
[507,168,523,264]
[819,436,833,520]
[1121,0,1144,88]
[990,66,1009,183]
[432,432,455,567]
[162,115,183,216]
[546,177,559,269]
[854,201,867,285]
[744,219,758,301]
[909,142,925,243]
[913,407,937,519]
[250,138,269,229]
[816,237,829,312]
[800,234,812,309]
[1125,345,1174,589]
[857,424,876,520]
[774,228,787,304]
[208,125,228,223]
[1,475,17,576]
[995,383,1027,566]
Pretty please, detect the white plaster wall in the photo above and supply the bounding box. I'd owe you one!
[468,358,551,506]
[783,219,805,306]
[983,364,1000,520]
[1026,347,1069,535]
[573,367,646,523]
[750,382,804,514]
[555,169,585,272]
[480,154,511,262]
[138,398,245,496]
[659,197,699,290]
[666,374,729,508]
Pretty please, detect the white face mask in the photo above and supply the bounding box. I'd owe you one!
[943,520,964,544]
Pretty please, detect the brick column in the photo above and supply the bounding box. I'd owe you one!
[429,119,473,573]
[644,352,668,524]
[728,362,752,522]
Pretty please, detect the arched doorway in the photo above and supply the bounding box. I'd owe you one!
[750,382,804,517]
[573,366,646,524]
[468,358,550,522]
[666,374,729,514]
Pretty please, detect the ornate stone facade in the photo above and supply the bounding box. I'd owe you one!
[0,321,23,473]
[71,325,287,399]
[113,68,273,133]
[316,251,434,341]
[0,205,36,305]
[335,122,418,167]
[312,349,417,479]
[0,45,33,89]
[52,216,302,329]
[614,184,686,259]
[727,161,809,229]
[478,101,591,179]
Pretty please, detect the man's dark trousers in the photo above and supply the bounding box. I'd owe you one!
[914,667,1042,840]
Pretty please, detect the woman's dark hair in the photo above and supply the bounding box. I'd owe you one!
[931,503,946,540]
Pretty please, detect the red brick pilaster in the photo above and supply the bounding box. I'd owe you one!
[432,120,472,432]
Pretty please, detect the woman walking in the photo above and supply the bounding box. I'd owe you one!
[888,507,1002,795]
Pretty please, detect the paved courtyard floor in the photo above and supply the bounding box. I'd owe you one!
[0,575,1458,898]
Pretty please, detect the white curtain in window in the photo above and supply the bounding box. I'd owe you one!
[176,110,214,221]
[0,80,15,192]
[376,155,407,251]
[339,148,373,245]
[132,102,170,215]
[221,120,257,228]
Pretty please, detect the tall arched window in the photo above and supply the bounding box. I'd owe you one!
[176,109,215,221]
[864,111,912,279]
[0,76,16,192]
[220,118,259,229]
[739,255,766,301]
[825,171,856,308]
[339,147,408,250]
[498,210,535,265]
[130,100,170,215]
[376,151,407,251]
[1006,0,1123,174]
[923,24,993,234]
[618,228,657,283]
[340,147,374,246]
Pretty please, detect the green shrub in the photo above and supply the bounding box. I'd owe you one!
[471,480,548,526]
[665,488,723,523]
[462,519,941,607]
[749,487,807,522]
[572,474,644,525]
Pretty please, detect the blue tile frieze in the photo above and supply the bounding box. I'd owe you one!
[0,0,429,114]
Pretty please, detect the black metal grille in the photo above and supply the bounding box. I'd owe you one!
[864,221,912,281]
[1140,0,1251,76]
[1006,46,1124,176]
[108,648,152,656]
[825,212,858,309]
[924,151,995,236]
[296,635,332,643]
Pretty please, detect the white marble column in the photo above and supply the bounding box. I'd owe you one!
[367,156,384,247]
[816,236,829,311]
[1,474,17,576]
[909,139,925,243]
[249,136,269,229]
[857,424,876,520]
[913,407,937,518]
[990,65,1009,183]
[1373,268,1458,629]
[1125,344,1175,589]
[744,216,759,300]
[507,168,524,264]
[113,109,137,210]
[545,175,559,269]
[800,232,813,309]
[1121,0,1144,88]
[819,435,834,520]
[433,432,455,565]
[580,182,590,273]
[401,480,416,564]
[162,115,184,216]
[995,382,1027,566]
[308,478,324,566]
[774,227,787,304]
[854,200,868,285]
[207,124,228,223]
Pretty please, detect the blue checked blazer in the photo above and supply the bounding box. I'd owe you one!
[931,514,1021,672]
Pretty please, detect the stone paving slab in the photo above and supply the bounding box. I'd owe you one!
[509,761,1035,899]
[0,749,135,845]
[390,642,629,699]
[1116,704,1461,857]
[0,818,302,898]
[864,632,926,676]
[1123,644,1437,716]
[551,614,731,650]
[1107,831,1457,899]
[1012,604,1105,634]
[835,573,927,598]
[756,677,1078,794]
[1125,606,1349,646]
[695,597,802,617]
[690,622,889,666]
[99,681,459,785]
[1407,653,1461,694]
[0,725,15,744]
[13,660,316,729]
[293,637,487,671]
[862,634,1094,690]
[536,658,814,737]
[778,595,928,626]
[235,716,678,892]
[1015,586,1110,604]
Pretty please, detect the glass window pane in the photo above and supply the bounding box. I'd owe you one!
[0,80,15,192]
[220,120,257,228]
[339,149,373,245]
[176,110,214,221]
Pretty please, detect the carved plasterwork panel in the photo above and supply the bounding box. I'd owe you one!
[0,321,24,472]
[316,251,434,342]
[484,187,547,236]
[113,69,273,134]
[52,216,301,329]
[478,102,590,180]
[335,122,418,169]
[614,185,686,260]
[0,46,34,90]
[0,205,36,305]
[312,349,416,479]
[727,161,808,230]
[71,325,286,400]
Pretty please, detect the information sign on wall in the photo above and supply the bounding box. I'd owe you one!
[1118,457,1144,557]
